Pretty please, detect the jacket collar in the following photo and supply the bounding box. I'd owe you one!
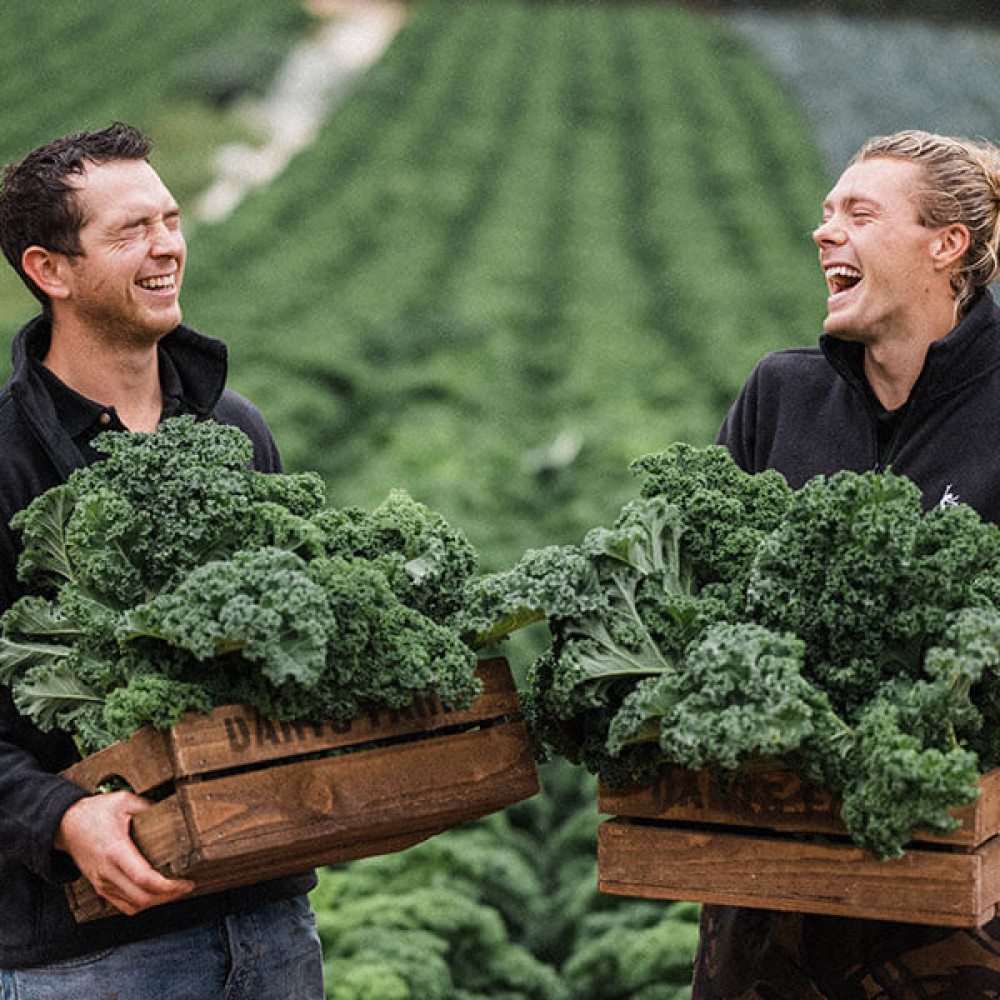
[8,316,230,477]
[10,316,229,412]
[821,289,1000,408]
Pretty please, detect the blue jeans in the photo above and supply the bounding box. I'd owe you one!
[0,896,324,1000]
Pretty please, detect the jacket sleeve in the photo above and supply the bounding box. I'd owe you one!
[715,367,760,474]
[0,695,88,883]
[211,389,283,473]
[0,524,89,884]
[0,437,90,884]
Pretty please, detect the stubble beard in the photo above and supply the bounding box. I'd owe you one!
[76,296,181,353]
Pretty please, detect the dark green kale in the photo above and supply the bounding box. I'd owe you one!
[314,487,479,623]
[0,417,483,753]
[606,623,820,771]
[470,444,1000,859]
[101,674,216,741]
[631,441,791,606]
[468,489,740,790]
[747,469,1000,718]
[121,547,333,687]
[839,698,981,858]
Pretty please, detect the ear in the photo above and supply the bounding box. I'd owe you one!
[20,246,71,301]
[931,223,971,270]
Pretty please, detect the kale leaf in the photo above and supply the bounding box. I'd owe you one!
[471,444,1000,858]
[0,417,483,753]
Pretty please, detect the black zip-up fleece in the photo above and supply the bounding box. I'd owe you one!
[0,317,315,968]
[717,289,1000,521]
[695,289,1000,996]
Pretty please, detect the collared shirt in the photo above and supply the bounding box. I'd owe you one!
[31,348,187,463]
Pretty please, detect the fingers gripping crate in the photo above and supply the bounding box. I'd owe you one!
[62,657,539,923]
[597,765,1000,927]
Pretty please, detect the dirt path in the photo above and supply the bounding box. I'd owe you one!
[195,0,406,223]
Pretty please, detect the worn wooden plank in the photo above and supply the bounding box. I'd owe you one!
[61,658,518,795]
[598,765,1000,848]
[166,657,518,779]
[62,725,173,797]
[172,720,538,869]
[955,769,1000,846]
[597,818,1000,927]
[66,716,539,923]
[978,835,1000,916]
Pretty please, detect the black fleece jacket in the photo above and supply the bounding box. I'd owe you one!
[718,289,1000,521]
[0,317,315,968]
[695,290,1000,996]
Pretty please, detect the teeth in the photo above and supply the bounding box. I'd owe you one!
[137,275,175,290]
[825,265,862,281]
[825,264,862,294]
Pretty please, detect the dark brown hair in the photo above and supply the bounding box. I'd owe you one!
[0,122,153,305]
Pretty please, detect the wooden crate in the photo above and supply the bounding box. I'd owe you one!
[62,656,538,922]
[597,765,1000,927]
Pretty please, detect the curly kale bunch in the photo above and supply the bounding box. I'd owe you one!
[631,442,791,609]
[0,417,482,754]
[747,469,1000,717]
[468,443,1000,858]
[464,444,794,793]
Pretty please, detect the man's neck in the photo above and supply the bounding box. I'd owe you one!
[863,338,931,411]
[860,300,961,411]
[43,321,164,433]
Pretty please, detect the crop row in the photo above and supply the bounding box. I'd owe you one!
[184,1,830,565]
[0,2,308,170]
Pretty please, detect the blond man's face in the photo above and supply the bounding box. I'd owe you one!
[813,157,946,344]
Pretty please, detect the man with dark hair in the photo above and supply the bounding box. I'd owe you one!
[0,122,153,308]
[0,123,324,998]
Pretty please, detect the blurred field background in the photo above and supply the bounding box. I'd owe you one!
[5,1,1000,995]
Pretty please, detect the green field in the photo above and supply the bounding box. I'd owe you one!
[179,1,829,574]
[5,1,994,994]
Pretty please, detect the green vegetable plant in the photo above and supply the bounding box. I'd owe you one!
[0,416,483,755]
[308,760,700,1000]
[465,442,1000,859]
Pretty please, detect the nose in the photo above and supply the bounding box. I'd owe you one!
[813,215,845,247]
[150,218,185,257]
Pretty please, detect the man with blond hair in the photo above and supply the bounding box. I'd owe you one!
[694,130,1000,997]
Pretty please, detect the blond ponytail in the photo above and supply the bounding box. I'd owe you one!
[853,129,1000,318]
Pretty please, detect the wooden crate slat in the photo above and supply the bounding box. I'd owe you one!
[165,657,517,778]
[597,818,1000,928]
[62,725,173,797]
[168,720,537,870]
[598,765,1000,848]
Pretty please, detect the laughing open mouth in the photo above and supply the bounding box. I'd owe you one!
[825,265,862,295]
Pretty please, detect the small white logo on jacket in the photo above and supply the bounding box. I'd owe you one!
[939,484,961,507]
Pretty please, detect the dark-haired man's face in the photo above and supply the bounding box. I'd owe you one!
[60,158,185,346]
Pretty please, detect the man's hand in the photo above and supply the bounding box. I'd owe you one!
[55,791,196,916]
